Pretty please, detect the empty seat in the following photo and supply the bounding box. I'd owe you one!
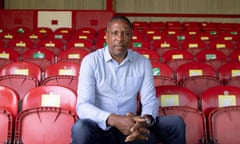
[14,85,78,144]
[156,85,207,144]
[42,62,80,92]
[0,85,19,144]
[0,61,42,99]
[57,48,89,64]
[151,61,176,86]
[176,62,221,97]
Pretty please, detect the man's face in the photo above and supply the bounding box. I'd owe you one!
[106,20,132,59]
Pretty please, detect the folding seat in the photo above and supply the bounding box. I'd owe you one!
[208,40,235,56]
[14,85,78,144]
[131,30,145,41]
[7,39,35,55]
[195,32,216,45]
[11,26,31,39]
[76,27,97,38]
[36,39,64,55]
[1,32,18,46]
[148,21,166,31]
[207,106,240,144]
[22,48,55,71]
[162,49,194,72]
[166,21,183,30]
[151,39,179,56]
[129,39,150,50]
[42,62,80,92]
[57,48,89,64]
[156,85,207,144]
[72,31,95,44]
[0,61,42,99]
[151,61,177,86]
[183,22,201,30]
[95,27,107,42]
[200,22,217,32]
[162,29,185,41]
[201,85,240,117]
[216,23,233,32]
[0,85,19,144]
[34,27,53,39]
[195,49,228,71]
[133,49,160,62]
[184,29,201,39]
[180,39,207,56]
[0,48,20,68]
[176,62,221,97]
[94,39,107,50]
[229,49,240,62]
[145,31,167,43]
[218,62,240,87]
[217,33,238,42]
[23,31,45,47]
[52,27,74,44]
[66,39,93,52]
[132,21,149,33]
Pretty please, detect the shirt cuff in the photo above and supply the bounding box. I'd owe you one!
[97,111,111,131]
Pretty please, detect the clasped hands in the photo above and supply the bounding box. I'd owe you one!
[107,112,150,142]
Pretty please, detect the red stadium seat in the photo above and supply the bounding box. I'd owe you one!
[14,85,78,144]
[162,49,194,72]
[22,48,55,71]
[0,48,20,68]
[151,61,176,86]
[57,48,89,64]
[7,39,35,55]
[208,106,240,144]
[66,39,93,51]
[0,62,42,99]
[133,49,161,62]
[156,85,207,144]
[42,62,80,92]
[201,85,240,116]
[195,49,228,71]
[152,39,179,56]
[176,62,221,97]
[36,39,64,55]
[218,62,240,87]
[180,39,207,56]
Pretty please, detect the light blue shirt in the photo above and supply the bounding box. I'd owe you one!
[76,46,159,130]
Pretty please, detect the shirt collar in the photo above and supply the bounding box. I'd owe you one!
[104,46,134,63]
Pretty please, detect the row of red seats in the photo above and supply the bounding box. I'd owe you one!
[0,85,78,144]
[1,83,240,143]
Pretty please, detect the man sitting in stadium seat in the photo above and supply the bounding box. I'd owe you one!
[71,16,186,144]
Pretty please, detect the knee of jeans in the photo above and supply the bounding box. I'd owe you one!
[72,119,89,133]
[173,115,186,130]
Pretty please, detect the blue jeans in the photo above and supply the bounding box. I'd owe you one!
[71,115,186,144]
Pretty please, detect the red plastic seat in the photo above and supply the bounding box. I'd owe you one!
[36,39,64,55]
[66,39,93,51]
[152,40,179,56]
[176,62,221,97]
[22,48,55,71]
[218,62,240,87]
[229,50,240,63]
[57,48,89,64]
[52,27,74,44]
[208,40,235,56]
[0,62,42,99]
[34,27,53,39]
[201,85,240,116]
[133,49,160,62]
[151,61,176,86]
[208,106,240,144]
[0,85,19,144]
[7,39,35,55]
[129,39,150,49]
[14,85,78,144]
[162,49,194,72]
[42,62,80,92]
[0,48,20,67]
[156,85,207,144]
[148,22,166,31]
[180,39,207,56]
[195,49,228,71]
